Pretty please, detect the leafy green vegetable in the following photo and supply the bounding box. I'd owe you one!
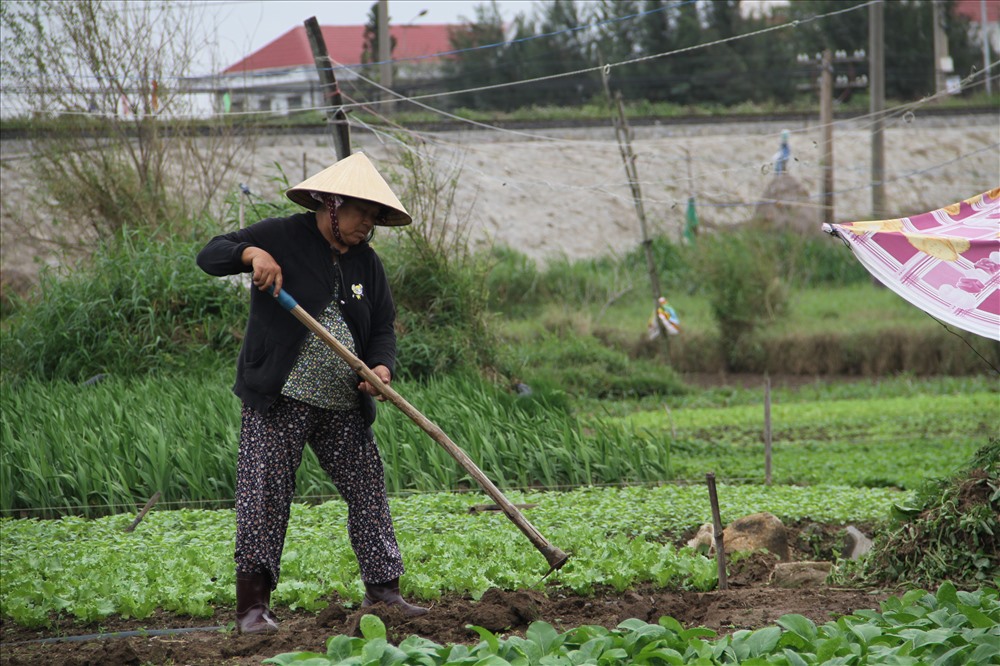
[1,483,901,627]
[264,584,1000,665]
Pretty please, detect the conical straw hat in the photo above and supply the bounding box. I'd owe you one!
[285,152,411,226]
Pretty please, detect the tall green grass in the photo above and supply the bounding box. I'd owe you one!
[374,375,661,494]
[0,373,240,516]
[0,373,654,516]
[3,373,990,516]
[0,225,245,381]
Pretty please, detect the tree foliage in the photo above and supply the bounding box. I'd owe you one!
[361,2,397,66]
[0,0,251,250]
[442,0,986,110]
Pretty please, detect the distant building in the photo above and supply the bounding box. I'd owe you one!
[191,24,453,116]
[955,0,1000,55]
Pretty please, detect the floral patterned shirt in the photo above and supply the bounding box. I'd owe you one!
[281,286,359,411]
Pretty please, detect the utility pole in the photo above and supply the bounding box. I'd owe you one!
[304,17,351,160]
[796,49,866,225]
[981,0,993,95]
[933,0,953,97]
[377,0,394,113]
[870,0,886,219]
[820,49,834,226]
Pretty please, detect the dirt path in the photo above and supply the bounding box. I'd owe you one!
[1,582,890,666]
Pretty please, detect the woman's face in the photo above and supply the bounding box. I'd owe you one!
[336,198,383,246]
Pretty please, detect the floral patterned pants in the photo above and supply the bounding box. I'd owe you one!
[234,396,405,589]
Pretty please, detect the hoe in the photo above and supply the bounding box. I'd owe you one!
[271,288,570,576]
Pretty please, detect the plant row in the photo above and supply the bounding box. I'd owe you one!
[266,583,1000,665]
[3,373,987,515]
[0,483,902,627]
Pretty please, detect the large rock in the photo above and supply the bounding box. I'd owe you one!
[770,561,833,588]
[722,512,790,561]
[841,525,874,560]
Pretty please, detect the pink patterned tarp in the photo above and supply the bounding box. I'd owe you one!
[823,189,1000,341]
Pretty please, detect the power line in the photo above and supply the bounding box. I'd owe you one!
[2,0,871,114]
[336,60,996,215]
[328,1,877,112]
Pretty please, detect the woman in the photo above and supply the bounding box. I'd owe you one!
[197,152,427,634]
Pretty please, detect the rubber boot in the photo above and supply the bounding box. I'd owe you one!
[236,573,280,634]
[362,577,428,617]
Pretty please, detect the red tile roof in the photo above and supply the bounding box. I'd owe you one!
[954,0,1000,23]
[223,24,454,74]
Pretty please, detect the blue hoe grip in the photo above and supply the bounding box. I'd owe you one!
[267,285,299,311]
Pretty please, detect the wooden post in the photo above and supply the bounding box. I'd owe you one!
[820,49,834,226]
[685,148,694,201]
[304,17,351,160]
[601,69,670,352]
[764,376,772,486]
[706,473,728,590]
[870,0,886,219]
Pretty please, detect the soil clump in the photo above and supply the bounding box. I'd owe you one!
[0,582,889,666]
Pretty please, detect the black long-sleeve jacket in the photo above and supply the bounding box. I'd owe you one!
[196,211,397,423]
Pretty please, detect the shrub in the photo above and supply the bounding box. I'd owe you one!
[624,236,692,293]
[510,332,687,400]
[0,224,245,381]
[379,146,506,382]
[780,232,870,286]
[536,255,627,305]
[691,229,789,370]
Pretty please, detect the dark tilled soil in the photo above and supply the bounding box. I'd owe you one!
[1,552,892,666]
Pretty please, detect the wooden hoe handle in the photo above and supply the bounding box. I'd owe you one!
[271,288,570,573]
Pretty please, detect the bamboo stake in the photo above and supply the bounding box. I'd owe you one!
[764,376,772,486]
[706,473,728,590]
[270,288,569,573]
[601,68,671,354]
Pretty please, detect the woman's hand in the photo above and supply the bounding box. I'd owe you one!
[359,365,391,401]
[242,247,283,295]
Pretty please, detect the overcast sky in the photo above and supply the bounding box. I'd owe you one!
[191,0,790,75]
[194,0,539,74]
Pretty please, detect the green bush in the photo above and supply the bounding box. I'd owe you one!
[855,441,1000,588]
[625,236,693,294]
[375,143,509,382]
[692,229,789,370]
[511,332,686,400]
[385,231,502,382]
[780,233,870,286]
[0,225,245,382]
[536,255,626,305]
